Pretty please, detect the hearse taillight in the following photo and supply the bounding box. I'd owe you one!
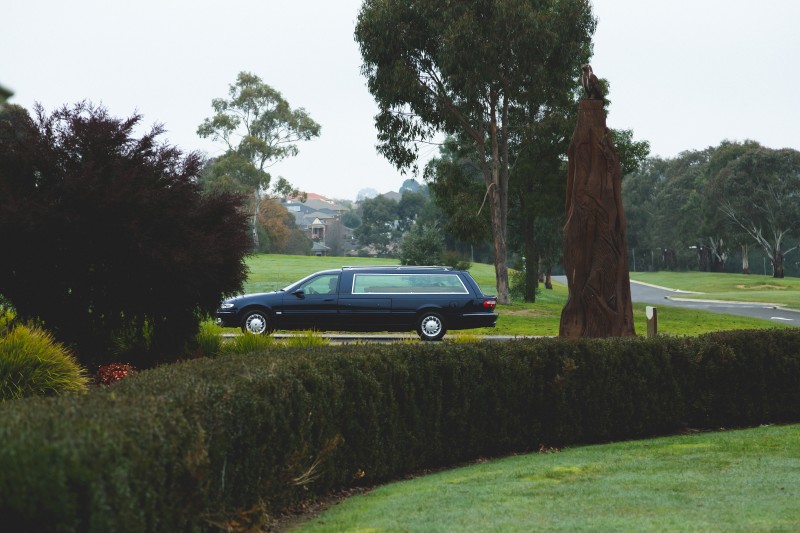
[483,299,497,310]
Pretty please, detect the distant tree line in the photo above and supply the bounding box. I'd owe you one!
[623,141,800,278]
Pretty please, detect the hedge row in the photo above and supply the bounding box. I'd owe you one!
[1,329,799,531]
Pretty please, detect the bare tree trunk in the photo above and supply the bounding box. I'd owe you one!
[490,185,510,303]
[488,93,510,304]
[519,185,538,303]
[560,99,635,338]
[741,243,750,274]
[773,248,785,278]
[252,189,260,251]
[708,237,726,272]
[523,230,538,303]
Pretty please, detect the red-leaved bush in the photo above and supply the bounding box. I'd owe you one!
[95,363,136,386]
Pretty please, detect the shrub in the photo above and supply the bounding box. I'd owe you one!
[95,362,136,386]
[0,307,14,335]
[442,250,471,271]
[0,103,251,369]
[0,329,799,529]
[282,330,330,348]
[221,331,275,354]
[0,323,89,400]
[195,321,224,357]
[509,268,528,301]
[399,223,444,265]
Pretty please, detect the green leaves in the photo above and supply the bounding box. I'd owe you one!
[197,71,321,175]
[197,71,321,250]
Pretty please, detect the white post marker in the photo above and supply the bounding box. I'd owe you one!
[646,306,658,337]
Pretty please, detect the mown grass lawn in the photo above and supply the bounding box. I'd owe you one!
[294,424,800,533]
[234,255,795,337]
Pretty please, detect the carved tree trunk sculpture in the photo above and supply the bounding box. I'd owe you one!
[560,99,635,337]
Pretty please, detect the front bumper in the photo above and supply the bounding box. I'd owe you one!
[215,310,239,328]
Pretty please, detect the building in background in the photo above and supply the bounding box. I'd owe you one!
[283,193,357,256]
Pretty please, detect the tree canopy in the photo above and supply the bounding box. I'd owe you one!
[710,146,800,278]
[621,141,800,277]
[354,194,400,255]
[0,103,251,367]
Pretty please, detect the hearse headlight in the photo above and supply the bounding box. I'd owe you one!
[220,302,235,310]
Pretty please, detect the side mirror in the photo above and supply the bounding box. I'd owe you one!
[292,289,305,299]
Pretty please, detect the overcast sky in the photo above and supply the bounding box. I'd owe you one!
[4,1,798,201]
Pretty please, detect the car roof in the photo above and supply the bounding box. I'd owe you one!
[341,266,454,271]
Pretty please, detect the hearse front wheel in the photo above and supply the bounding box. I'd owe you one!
[417,312,446,341]
[241,310,270,335]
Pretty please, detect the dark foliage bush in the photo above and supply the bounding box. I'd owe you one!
[0,329,798,531]
[0,103,251,368]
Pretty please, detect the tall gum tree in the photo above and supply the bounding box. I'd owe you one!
[710,146,800,278]
[355,0,596,304]
[198,72,320,250]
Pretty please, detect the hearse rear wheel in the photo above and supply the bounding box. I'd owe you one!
[417,312,446,341]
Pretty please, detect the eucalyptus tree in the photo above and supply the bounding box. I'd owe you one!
[710,146,800,278]
[198,72,320,250]
[654,149,717,270]
[354,194,400,255]
[508,107,571,300]
[424,136,493,250]
[355,0,596,304]
[699,140,763,273]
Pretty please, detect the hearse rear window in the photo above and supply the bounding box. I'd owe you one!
[352,273,469,294]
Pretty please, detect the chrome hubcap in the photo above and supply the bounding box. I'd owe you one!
[422,316,442,336]
[246,315,266,334]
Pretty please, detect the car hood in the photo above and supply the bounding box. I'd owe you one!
[224,290,282,305]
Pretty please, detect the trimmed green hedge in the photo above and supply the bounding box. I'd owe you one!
[1,329,799,531]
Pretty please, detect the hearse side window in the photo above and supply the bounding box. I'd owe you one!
[352,273,469,294]
[300,274,340,295]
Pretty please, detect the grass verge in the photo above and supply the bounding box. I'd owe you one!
[294,423,800,532]
[472,301,794,337]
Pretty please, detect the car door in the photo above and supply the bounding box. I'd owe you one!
[279,273,340,330]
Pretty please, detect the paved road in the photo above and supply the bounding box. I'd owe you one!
[553,276,798,325]
[222,332,528,343]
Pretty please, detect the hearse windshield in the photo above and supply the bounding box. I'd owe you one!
[281,271,337,293]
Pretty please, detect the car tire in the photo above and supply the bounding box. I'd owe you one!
[417,312,446,341]
[241,310,270,335]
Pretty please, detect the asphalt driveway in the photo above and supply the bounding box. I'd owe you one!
[553,276,798,325]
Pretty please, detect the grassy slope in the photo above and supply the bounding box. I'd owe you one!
[237,255,794,336]
[295,424,800,532]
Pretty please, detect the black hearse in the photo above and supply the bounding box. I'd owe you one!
[215,266,498,341]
